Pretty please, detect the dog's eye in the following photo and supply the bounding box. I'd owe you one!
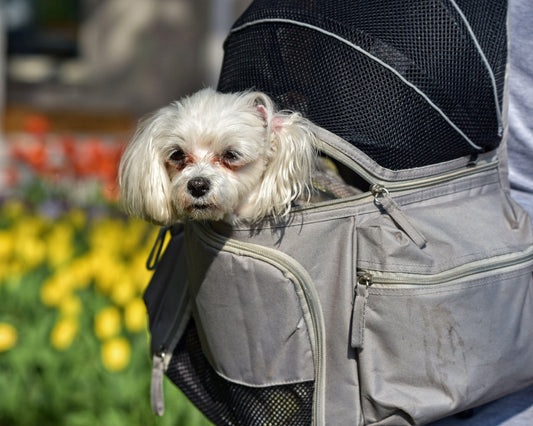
[169,149,186,164]
[222,150,240,163]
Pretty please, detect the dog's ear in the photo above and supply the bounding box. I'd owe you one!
[256,104,285,132]
[254,101,317,218]
[253,94,285,133]
[119,108,176,225]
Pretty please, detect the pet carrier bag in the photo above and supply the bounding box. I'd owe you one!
[142,0,533,424]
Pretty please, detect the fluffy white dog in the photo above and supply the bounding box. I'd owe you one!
[119,88,319,226]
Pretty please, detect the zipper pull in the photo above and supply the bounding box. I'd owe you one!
[351,273,372,349]
[151,348,166,416]
[371,184,427,249]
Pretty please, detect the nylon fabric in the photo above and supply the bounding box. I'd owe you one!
[185,228,315,387]
[139,1,533,423]
[218,0,507,169]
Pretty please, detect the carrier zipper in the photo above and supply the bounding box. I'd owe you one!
[191,222,327,426]
[358,247,533,287]
[316,138,499,194]
[370,184,427,248]
[298,156,499,216]
[151,349,166,415]
[351,273,372,349]
[150,302,189,416]
[308,140,498,246]
[352,247,533,349]
[150,299,192,416]
[150,313,189,417]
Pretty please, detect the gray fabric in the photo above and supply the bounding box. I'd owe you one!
[431,385,533,425]
[184,226,314,386]
[213,208,361,422]
[202,139,533,424]
[142,4,533,414]
[359,265,533,424]
[143,126,533,424]
[428,2,533,422]
[311,124,499,184]
[508,0,533,228]
[357,176,532,274]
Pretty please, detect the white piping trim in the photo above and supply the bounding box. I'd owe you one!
[448,0,503,134]
[230,17,484,150]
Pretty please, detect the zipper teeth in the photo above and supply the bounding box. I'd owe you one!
[192,222,326,426]
[293,141,498,215]
[359,248,533,286]
[384,162,498,192]
[318,140,499,192]
[159,302,191,368]
[295,159,499,216]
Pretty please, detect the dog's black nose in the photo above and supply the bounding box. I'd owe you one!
[187,177,210,198]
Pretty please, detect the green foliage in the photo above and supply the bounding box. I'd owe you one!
[0,201,211,426]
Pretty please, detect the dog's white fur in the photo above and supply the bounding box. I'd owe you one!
[119,88,318,225]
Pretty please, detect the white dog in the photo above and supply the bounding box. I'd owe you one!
[119,88,319,226]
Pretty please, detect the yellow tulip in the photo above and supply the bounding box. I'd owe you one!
[46,225,75,268]
[101,337,131,372]
[40,281,68,307]
[40,273,75,307]
[124,298,147,333]
[57,261,91,291]
[109,279,136,307]
[129,254,154,292]
[66,208,87,229]
[15,235,46,269]
[94,306,121,340]
[120,231,143,257]
[0,323,18,352]
[0,231,14,261]
[59,295,82,317]
[51,317,79,350]
[91,255,125,296]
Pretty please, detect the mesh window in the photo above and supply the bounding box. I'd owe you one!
[165,321,314,426]
[218,0,507,170]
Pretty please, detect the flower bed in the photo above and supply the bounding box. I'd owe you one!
[0,198,210,424]
[4,131,125,201]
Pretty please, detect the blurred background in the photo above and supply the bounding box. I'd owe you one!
[0,1,250,424]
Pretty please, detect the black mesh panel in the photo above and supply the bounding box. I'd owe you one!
[218,0,507,170]
[165,321,314,426]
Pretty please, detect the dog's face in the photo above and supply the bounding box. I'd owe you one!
[161,102,271,222]
[119,88,317,225]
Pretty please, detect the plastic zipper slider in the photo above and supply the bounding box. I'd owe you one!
[351,273,372,349]
[371,184,427,249]
[151,347,167,416]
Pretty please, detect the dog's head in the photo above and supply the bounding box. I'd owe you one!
[119,88,317,225]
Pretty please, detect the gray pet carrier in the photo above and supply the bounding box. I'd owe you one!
[143,1,533,424]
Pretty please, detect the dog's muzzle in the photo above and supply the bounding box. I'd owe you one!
[187,177,210,198]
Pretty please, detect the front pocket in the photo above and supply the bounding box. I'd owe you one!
[354,250,533,425]
[187,233,315,387]
[183,222,328,425]
[165,319,315,426]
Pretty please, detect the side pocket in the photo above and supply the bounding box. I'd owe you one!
[168,224,320,426]
[186,228,315,387]
[143,224,192,416]
[165,319,315,426]
[354,252,533,425]
[143,224,191,355]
